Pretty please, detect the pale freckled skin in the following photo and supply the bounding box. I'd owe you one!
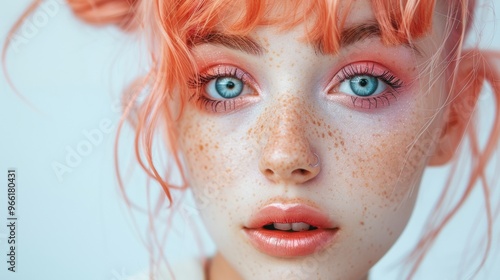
[175,1,450,279]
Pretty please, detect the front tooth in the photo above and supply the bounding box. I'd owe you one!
[273,223,292,231]
[292,222,310,231]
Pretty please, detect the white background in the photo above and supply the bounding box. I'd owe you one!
[1,1,500,279]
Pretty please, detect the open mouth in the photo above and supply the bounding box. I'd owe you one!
[243,203,339,257]
[263,222,319,231]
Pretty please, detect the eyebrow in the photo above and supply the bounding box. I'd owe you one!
[315,21,422,55]
[188,32,264,55]
[307,22,382,54]
[190,22,421,56]
[338,22,383,50]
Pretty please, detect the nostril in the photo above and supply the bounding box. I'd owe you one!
[264,169,274,177]
[260,160,319,183]
[292,168,310,176]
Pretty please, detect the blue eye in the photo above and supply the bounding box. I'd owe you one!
[339,75,387,97]
[207,76,244,99]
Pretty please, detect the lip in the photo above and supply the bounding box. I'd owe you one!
[243,203,339,258]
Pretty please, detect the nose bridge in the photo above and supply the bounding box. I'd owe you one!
[258,94,319,184]
[266,95,308,150]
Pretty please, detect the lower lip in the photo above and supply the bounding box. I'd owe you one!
[243,228,339,257]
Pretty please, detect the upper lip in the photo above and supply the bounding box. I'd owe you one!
[244,202,336,229]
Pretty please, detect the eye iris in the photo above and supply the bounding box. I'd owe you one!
[215,77,243,98]
[349,75,378,96]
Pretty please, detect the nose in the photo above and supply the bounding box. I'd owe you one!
[258,102,320,185]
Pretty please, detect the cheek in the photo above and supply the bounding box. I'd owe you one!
[176,108,254,221]
[177,110,228,193]
[306,95,443,261]
[338,117,430,226]
[343,120,430,200]
[327,91,443,203]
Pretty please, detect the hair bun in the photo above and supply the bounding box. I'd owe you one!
[67,0,139,31]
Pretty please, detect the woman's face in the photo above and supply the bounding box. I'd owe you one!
[177,1,448,279]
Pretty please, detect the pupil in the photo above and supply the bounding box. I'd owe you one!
[359,79,368,87]
[226,81,235,89]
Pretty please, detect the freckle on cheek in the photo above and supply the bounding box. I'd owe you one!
[322,106,431,204]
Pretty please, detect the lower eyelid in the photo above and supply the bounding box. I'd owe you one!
[194,94,259,113]
[195,96,238,112]
[326,87,402,110]
[349,91,400,109]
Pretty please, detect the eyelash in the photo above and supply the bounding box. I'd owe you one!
[188,66,254,113]
[331,63,404,109]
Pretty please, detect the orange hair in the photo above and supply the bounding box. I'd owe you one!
[3,0,500,278]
